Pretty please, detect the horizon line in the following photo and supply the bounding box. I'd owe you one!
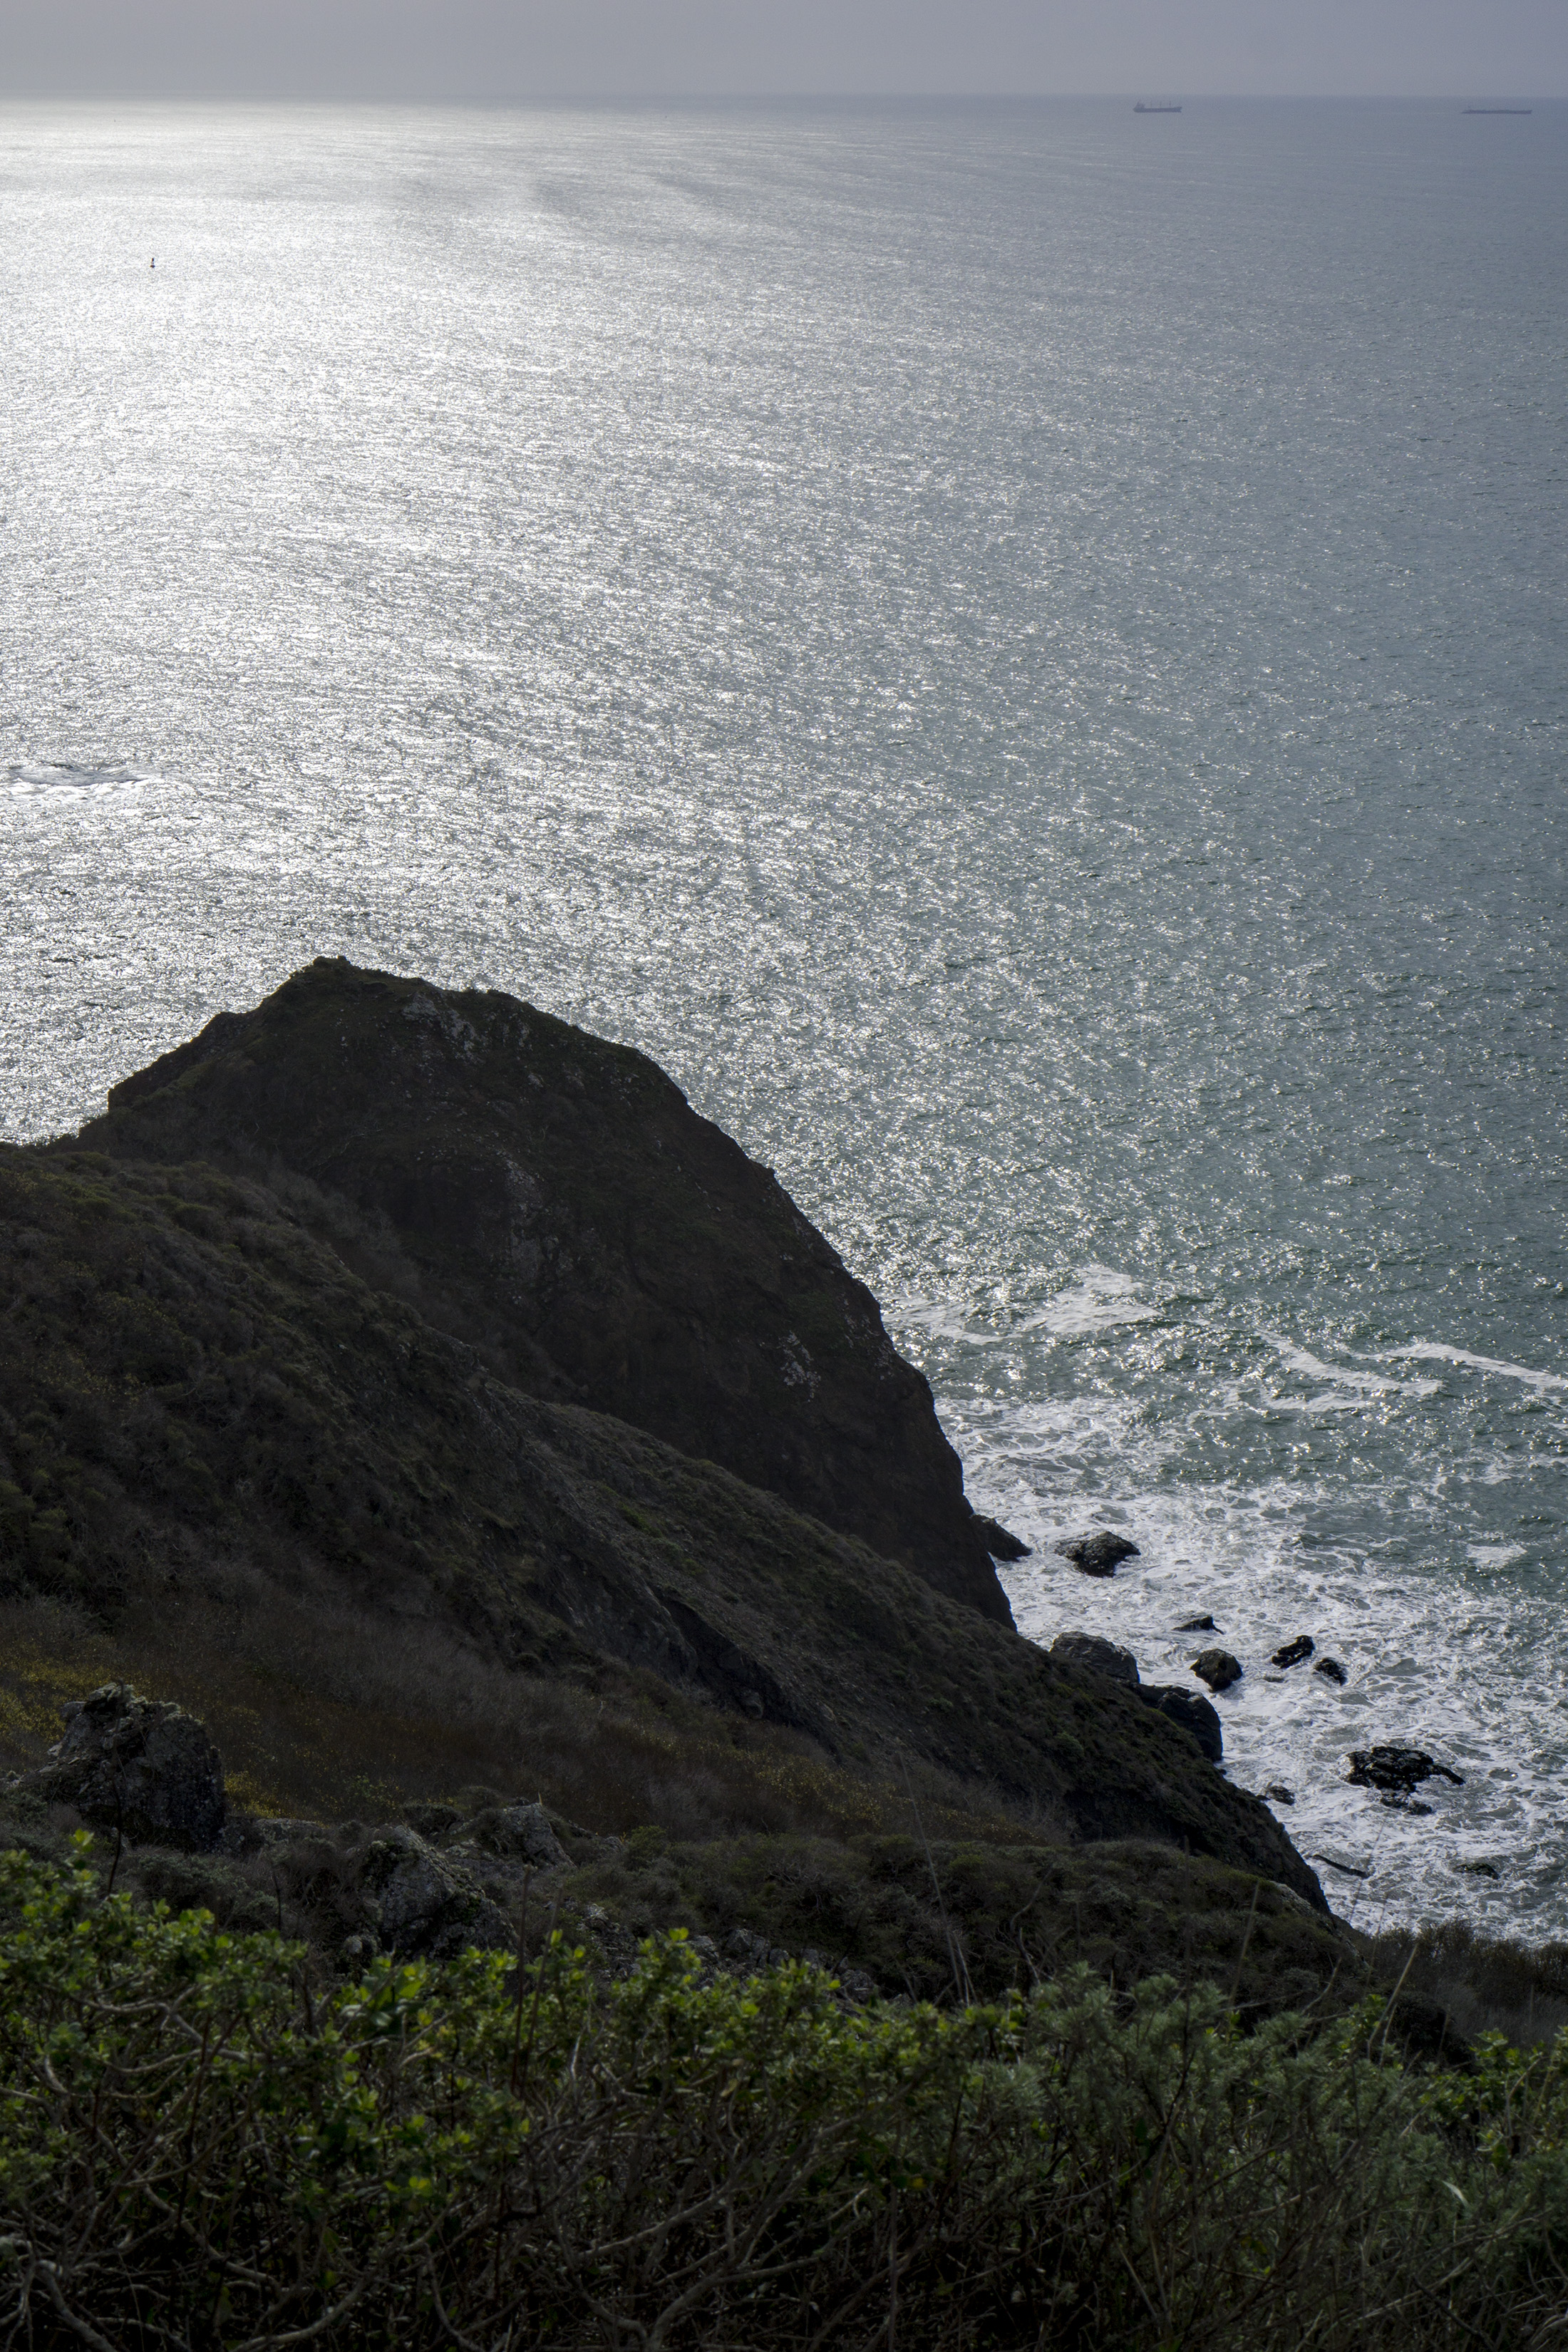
[0,88,1559,106]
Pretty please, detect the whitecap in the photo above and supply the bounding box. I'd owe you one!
[1377,1343,1568,1397]
[1266,1334,1443,1405]
[8,760,160,800]
[1015,1264,1161,1338]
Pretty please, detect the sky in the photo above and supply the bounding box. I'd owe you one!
[0,0,1562,101]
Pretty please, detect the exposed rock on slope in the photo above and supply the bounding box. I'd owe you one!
[14,1683,225,1851]
[0,1145,1323,1908]
[77,959,1007,1621]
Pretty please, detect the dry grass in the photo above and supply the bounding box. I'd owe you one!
[0,1584,1046,1852]
[1364,1915,1568,2051]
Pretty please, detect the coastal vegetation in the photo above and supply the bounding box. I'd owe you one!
[6,1838,1568,2350]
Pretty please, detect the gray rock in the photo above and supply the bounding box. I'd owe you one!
[354,1827,512,1959]
[1051,1631,1140,1685]
[254,1817,333,1847]
[1189,1648,1243,1694]
[19,1684,225,1851]
[1176,1614,1217,1633]
[1272,1636,1315,1669]
[1053,1530,1140,1577]
[465,1802,569,1869]
[1264,1783,1296,1806]
[1136,1684,1224,1764]
[724,1926,773,1966]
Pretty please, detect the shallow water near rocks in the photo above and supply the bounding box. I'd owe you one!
[2,98,1564,1934]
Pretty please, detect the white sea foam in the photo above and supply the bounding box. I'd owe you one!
[9,760,160,800]
[1016,1266,1162,1339]
[1265,1336,1443,1408]
[1378,1345,1568,1398]
[950,1384,1568,1939]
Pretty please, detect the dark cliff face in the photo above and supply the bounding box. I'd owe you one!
[77,959,1009,1624]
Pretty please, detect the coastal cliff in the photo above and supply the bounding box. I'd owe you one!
[0,961,1326,1943]
[80,958,1008,1623]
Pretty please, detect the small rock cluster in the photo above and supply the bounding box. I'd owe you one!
[1346,1745,1466,1816]
[3,1685,888,1998]
[1043,1544,1464,1831]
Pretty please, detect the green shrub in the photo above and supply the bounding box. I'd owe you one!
[4,1842,1568,2348]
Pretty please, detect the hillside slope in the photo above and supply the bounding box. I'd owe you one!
[0,1142,1322,1907]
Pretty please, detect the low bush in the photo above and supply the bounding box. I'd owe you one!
[4,1842,1568,2348]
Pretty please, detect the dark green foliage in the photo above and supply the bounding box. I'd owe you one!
[4,1843,1568,2350]
[563,1831,1350,2013]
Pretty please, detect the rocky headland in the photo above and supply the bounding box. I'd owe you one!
[0,959,1342,2000]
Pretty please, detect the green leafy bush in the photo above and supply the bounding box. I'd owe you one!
[4,1842,1568,2348]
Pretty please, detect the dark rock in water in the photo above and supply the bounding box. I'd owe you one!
[1346,1745,1464,1797]
[971,1513,1031,1561]
[1313,1657,1348,1686]
[15,1684,225,1851]
[1385,1797,1435,1817]
[79,959,1008,1624]
[1189,1648,1243,1694]
[1136,1685,1224,1765]
[1264,1784,1296,1805]
[1051,1631,1140,1686]
[1054,1530,1140,1577]
[1272,1635,1315,1669]
[1176,1614,1217,1633]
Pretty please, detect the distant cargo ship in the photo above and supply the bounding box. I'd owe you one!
[1135,103,1182,113]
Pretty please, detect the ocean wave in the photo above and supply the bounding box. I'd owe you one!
[949,1388,1568,1939]
[8,760,161,800]
[1376,1343,1568,1396]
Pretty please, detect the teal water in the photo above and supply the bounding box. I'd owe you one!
[3,98,1564,1929]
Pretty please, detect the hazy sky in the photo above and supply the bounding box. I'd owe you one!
[1,0,1562,100]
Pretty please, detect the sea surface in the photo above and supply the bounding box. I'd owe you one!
[3,97,1565,1935]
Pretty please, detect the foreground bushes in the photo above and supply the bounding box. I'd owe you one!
[3,1845,1568,2349]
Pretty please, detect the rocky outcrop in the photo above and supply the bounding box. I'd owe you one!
[1346,1747,1465,1799]
[77,960,1006,1623]
[971,1515,1030,1561]
[1137,1685,1224,1765]
[1054,1532,1139,1577]
[1272,1636,1314,1669]
[1190,1649,1243,1694]
[1,981,1331,1917]
[1051,1631,1140,1686]
[460,1802,569,1869]
[12,1685,225,1851]
[355,1827,513,1960]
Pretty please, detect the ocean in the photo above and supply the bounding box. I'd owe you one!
[3,96,1564,1934]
